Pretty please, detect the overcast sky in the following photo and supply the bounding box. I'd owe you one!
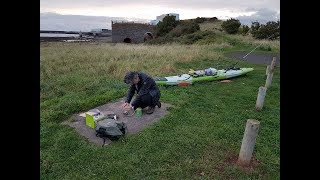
[40,0,280,31]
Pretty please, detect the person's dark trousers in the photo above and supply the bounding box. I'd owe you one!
[131,93,153,110]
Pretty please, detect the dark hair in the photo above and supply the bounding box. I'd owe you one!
[124,71,138,84]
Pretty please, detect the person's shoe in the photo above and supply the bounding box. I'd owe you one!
[146,106,155,114]
[156,101,161,108]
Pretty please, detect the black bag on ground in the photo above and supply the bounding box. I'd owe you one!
[95,119,127,141]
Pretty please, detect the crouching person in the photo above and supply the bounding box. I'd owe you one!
[122,71,161,114]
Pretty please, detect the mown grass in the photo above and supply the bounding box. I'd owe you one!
[40,34,279,179]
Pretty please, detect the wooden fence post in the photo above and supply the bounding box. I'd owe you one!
[270,57,277,72]
[265,57,277,88]
[255,86,267,111]
[237,119,260,166]
[265,65,270,75]
[265,72,274,88]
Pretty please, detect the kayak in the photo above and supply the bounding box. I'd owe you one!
[154,67,254,86]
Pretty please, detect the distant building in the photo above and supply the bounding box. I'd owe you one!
[111,21,155,43]
[149,13,179,25]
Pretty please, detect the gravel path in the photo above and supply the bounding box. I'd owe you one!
[225,52,280,67]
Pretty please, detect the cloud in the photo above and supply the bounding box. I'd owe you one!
[40,0,280,14]
[40,12,149,31]
[40,0,279,21]
[236,8,280,25]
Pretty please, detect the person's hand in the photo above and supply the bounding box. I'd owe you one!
[123,102,131,108]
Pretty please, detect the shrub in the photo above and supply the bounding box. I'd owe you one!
[156,15,178,36]
[167,21,200,38]
[221,18,241,34]
[179,31,211,44]
[239,25,250,35]
[180,21,200,34]
[251,20,280,40]
[194,17,206,23]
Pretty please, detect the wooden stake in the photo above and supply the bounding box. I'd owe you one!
[255,86,267,111]
[237,119,260,166]
[270,57,277,72]
[266,65,270,75]
[265,72,274,88]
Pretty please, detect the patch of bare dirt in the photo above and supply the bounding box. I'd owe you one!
[225,153,261,173]
[62,97,172,146]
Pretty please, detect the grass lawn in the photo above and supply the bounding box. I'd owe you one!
[40,41,279,179]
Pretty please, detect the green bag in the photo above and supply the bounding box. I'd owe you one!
[95,119,127,144]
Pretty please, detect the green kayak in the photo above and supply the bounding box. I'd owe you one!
[154,67,254,86]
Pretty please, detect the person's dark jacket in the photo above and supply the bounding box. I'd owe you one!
[125,72,160,107]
